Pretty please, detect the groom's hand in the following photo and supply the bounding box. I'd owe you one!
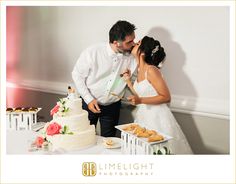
[127,95,141,105]
[88,99,101,113]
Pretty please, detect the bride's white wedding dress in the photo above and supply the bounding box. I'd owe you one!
[133,70,193,154]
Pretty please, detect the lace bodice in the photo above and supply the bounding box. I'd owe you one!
[133,67,159,97]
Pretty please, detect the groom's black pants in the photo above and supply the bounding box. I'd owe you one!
[82,99,121,137]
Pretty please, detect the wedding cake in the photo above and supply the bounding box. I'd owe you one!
[35,87,96,151]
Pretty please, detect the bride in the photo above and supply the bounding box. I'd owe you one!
[123,36,193,154]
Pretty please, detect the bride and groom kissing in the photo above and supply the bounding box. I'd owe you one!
[72,20,192,154]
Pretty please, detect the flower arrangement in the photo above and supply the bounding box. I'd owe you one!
[50,98,69,117]
[153,146,171,155]
[34,122,73,148]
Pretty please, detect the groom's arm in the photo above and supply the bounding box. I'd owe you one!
[72,51,94,105]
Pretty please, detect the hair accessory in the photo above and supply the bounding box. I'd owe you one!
[158,62,163,68]
[151,45,159,56]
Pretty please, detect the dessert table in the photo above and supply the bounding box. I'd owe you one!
[6,130,122,155]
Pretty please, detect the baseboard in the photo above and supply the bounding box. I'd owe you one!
[6,79,229,119]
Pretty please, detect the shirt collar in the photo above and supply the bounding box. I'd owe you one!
[107,43,123,58]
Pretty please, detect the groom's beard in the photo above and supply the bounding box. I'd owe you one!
[123,51,131,56]
[117,46,134,56]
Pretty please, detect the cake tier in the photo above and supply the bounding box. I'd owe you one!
[47,125,96,151]
[66,98,83,116]
[52,110,90,132]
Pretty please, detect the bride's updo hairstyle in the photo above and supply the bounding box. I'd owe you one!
[138,36,166,68]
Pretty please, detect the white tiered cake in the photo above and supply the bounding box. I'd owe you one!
[37,87,96,151]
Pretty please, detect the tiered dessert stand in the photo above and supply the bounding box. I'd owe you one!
[6,108,42,131]
[116,123,172,155]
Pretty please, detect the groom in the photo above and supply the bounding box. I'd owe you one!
[72,20,137,137]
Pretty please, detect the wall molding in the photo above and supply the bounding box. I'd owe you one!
[7,79,69,96]
[7,79,229,120]
[170,95,229,119]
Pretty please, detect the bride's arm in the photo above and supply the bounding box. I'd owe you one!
[141,66,170,104]
[126,79,139,97]
[123,70,139,96]
[128,66,170,105]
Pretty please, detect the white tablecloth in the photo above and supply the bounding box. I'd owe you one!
[7,130,122,155]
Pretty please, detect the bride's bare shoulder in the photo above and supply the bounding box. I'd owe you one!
[147,66,162,78]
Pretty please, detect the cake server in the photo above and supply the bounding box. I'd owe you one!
[109,92,128,101]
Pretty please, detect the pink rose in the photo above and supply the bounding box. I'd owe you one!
[46,122,61,136]
[50,104,60,116]
[35,136,44,147]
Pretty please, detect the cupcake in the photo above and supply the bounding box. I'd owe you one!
[29,107,38,112]
[6,108,13,112]
[22,107,30,112]
[14,107,22,112]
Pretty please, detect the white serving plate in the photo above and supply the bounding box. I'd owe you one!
[6,107,42,114]
[102,137,122,149]
[115,123,173,145]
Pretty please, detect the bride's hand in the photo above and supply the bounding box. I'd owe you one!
[121,69,131,79]
[121,69,132,86]
[127,95,141,105]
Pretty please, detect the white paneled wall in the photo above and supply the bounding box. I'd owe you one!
[7,6,229,118]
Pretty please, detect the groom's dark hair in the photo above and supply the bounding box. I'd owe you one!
[109,20,136,43]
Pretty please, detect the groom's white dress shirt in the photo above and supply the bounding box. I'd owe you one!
[72,43,137,105]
